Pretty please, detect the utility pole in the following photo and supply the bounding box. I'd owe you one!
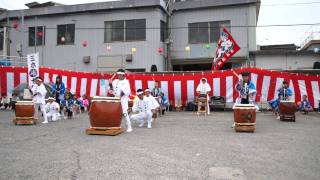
[3,26,7,58]
[165,0,173,71]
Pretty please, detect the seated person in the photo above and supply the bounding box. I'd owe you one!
[269,80,293,119]
[298,95,313,114]
[45,97,61,121]
[10,93,20,110]
[0,94,10,110]
[196,78,211,114]
[61,93,74,119]
[131,89,155,129]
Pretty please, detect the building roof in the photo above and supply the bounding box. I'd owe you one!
[301,40,320,51]
[25,1,64,9]
[250,50,318,55]
[173,0,260,11]
[0,0,167,21]
[259,44,299,51]
[0,0,261,21]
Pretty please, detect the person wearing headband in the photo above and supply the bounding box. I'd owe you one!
[109,69,132,132]
[144,88,160,120]
[235,72,256,105]
[45,97,61,122]
[196,77,211,115]
[131,89,154,129]
[269,80,293,119]
[31,77,48,124]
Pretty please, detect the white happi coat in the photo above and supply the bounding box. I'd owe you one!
[32,83,47,105]
[111,79,131,115]
[196,79,211,95]
[131,97,153,123]
[45,101,60,121]
[145,95,160,110]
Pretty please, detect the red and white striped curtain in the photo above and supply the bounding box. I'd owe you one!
[1,66,320,108]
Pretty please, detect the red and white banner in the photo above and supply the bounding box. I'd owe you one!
[1,66,320,108]
[212,27,240,70]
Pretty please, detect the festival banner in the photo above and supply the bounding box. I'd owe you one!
[27,52,40,86]
[213,27,240,70]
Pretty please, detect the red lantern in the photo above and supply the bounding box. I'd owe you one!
[157,47,163,54]
[82,41,88,47]
[12,21,18,29]
[37,31,43,37]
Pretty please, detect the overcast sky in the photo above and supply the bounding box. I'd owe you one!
[0,0,319,47]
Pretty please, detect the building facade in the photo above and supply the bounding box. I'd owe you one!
[0,0,261,72]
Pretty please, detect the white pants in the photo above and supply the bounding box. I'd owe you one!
[34,103,48,122]
[47,112,60,121]
[121,97,132,130]
[131,111,153,124]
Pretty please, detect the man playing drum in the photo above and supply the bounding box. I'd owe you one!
[109,69,132,132]
[235,72,257,106]
[131,89,154,129]
[196,78,211,114]
[269,80,293,119]
[31,77,48,124]
[232,72,257,128]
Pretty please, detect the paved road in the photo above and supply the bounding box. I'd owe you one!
[0,110,320,180]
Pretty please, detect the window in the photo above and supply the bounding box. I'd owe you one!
[104,19,146,42]
[29,26,45,46]
[57,24,75,45]
[126,19,146,41]
[160,20,167,42]
[210,21,231,43]
[188,20,231,44]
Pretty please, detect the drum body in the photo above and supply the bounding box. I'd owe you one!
[233,104,256,132]
[89,96,122,127]
[15,101,35,118]
[279,101,296,121]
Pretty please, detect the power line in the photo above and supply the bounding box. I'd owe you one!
[261,1,320,6]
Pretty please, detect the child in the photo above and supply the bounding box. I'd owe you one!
[73,95,81,114]
[10,93,20,110]
[160,92,169,114]
[298,95,313,114]
[0,94,10,110]
[45,97,61,121]
[79,95,90,112]
[62,93,74,119]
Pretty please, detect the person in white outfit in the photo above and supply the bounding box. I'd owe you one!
[31,77,48,124]
[196,78,211,114]
[131,89,154,129]
[109,69,132,132]
[144,88,160,119]
[45,97,61,121]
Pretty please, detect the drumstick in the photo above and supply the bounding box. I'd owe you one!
[231,70,240,78]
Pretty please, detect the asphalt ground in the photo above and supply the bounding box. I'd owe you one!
[0,110,320,180]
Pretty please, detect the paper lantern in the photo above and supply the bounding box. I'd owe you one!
[131,47,137,53]
[157,47,163,54]
[12,21,18,29]
[185,46,191,52]
[205,44,211,49]
[82,41,88,47]
[106,45,112,51]
[60,36,65,42]
[37,31,43,37]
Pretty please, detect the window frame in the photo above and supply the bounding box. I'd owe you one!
[28,26,45,47]
[57,24,75,45]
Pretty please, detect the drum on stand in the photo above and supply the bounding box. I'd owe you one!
[14,101,37,125]
[233,104,256,132]
[87,96,124,135]
[279,100,296,122]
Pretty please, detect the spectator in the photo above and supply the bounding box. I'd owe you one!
[79,95,90,112]
[0,94,10,110]
[9,93,20,110]
[52,76,66,105]
[298,95,313,114]
[160,92,169,114]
